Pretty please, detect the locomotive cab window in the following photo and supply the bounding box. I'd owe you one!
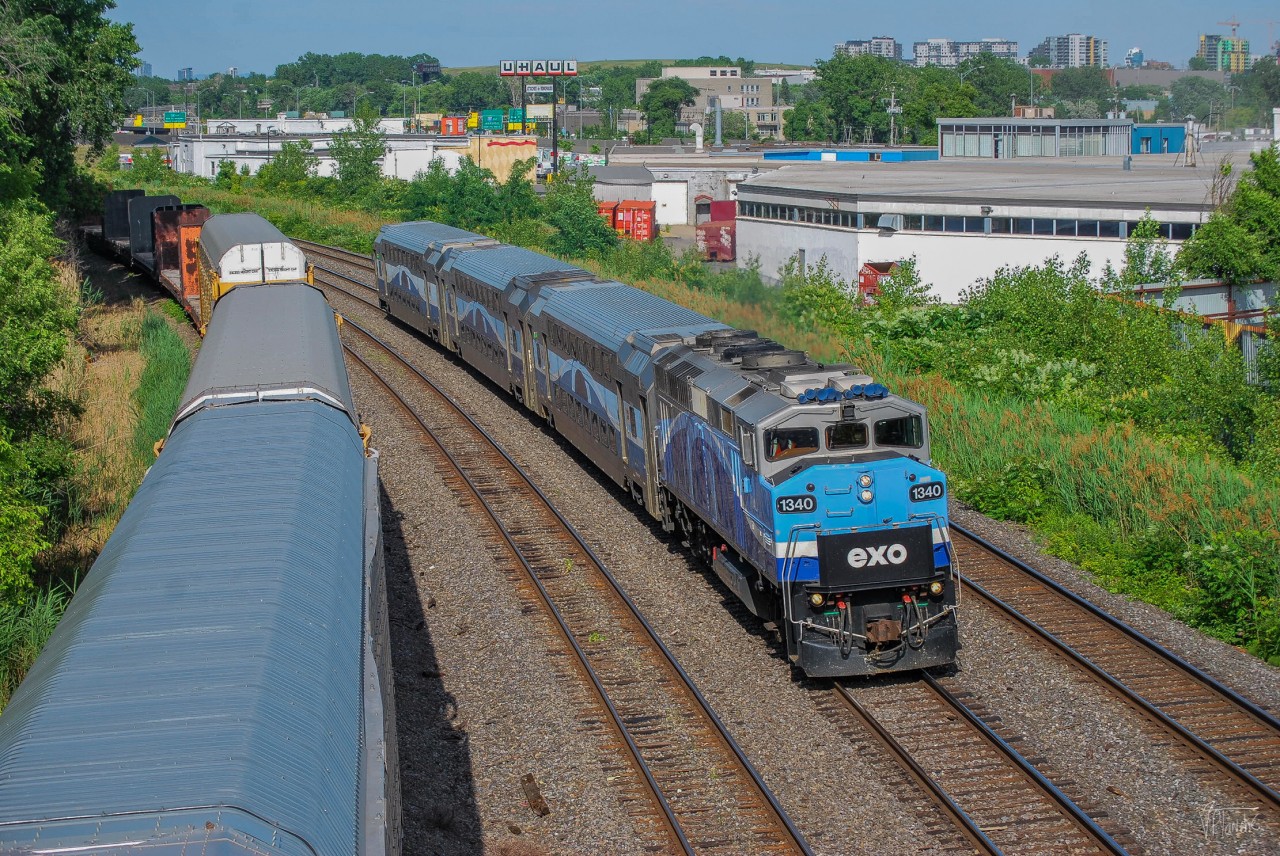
[827,421,868,450]
[766,427,819,461]
[874,415,924,448]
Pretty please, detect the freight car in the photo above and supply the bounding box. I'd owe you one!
[87,189,312,331]
[0,283,400,854]
[376,221,958,677]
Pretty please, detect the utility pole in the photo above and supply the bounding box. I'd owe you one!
[884,86,902,146]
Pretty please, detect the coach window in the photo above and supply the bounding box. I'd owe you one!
[766,427,819,461]
[826,422,868,450]
[874,415,924,449]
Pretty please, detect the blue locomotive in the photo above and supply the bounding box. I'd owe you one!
[376,221,958,677]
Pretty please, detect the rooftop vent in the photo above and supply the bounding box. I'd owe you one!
[742,350,808,370]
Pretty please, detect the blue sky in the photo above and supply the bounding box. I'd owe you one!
[115,0,1280,78]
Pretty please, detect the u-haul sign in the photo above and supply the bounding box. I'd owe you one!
[500,59,577,77]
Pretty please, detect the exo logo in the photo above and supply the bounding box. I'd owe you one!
[847,544,908,568]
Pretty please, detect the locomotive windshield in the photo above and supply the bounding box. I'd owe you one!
[826,422,868,450]
[766,427,819,461]
[874,415,924,448]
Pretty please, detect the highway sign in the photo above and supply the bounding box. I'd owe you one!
[163,110,187,129]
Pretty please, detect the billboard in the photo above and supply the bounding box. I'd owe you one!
[500,59,578,76]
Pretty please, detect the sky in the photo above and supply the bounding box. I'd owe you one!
[114,0,1280,79]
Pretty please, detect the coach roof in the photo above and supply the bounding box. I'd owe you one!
[174,283,355,426]
[377,221,493,255]
[199,212,294,262]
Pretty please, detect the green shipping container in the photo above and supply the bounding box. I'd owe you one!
[480,109,504,131]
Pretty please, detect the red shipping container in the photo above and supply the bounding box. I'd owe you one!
[858,261,898,299]
[696,220,736,261]
[441,116,467,136]
[616,200,656,242]
[709,200,736,221]
[597,201,618,228]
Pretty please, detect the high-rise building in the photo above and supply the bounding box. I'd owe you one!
[1197,34,1249,72]
[1028,34,1109,68]
[177,67,194,81]
[1124,47,1144,68]
[912,38,1018,68]
[135,62,153,78]
[834,37,903,61]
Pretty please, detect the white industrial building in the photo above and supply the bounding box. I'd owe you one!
[168,131,470,181]
[734,158,1221,303]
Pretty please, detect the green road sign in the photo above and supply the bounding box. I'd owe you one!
[163,111,187,123]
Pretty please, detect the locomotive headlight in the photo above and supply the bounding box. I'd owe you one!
[857,473,873,488]
[808,592,826,608]
[929,580,944,596]
[859,489,874,503]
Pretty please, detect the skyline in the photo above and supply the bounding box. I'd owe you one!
[111,1,1280,78]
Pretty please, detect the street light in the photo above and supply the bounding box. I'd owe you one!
[399,80,409,119]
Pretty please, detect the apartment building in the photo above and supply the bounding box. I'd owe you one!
[1028,33,1109,68]
[912,38,1019,68]
[834,37,903,61]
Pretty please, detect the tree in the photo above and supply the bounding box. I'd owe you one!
[639,77,697,139]
[957,57,1033,116]
[256,139,317,192]
[1169,76,1228,122]
[1188,56,1211,71]
[1179,146,1280,283]
[813,53,899,142]
[783,100,834,141]
[0,0,139,208]
[1048,67,1112,101]
[448,72,509,112]
[329,114,385,196]
[543,167,617,258]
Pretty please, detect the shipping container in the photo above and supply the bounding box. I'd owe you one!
[440,115,468,136]
[596,201,618,229]
[858,261,898,300]
[615,200,656,242]
[709,200,737,221]
[695,220,736,261]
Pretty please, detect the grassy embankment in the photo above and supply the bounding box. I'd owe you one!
[1,271,192,710]
[134,178,1280,663]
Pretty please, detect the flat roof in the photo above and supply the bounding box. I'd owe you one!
[737,156,1234,212]
[936,117,1133,128]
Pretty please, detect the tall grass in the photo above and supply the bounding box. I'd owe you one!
[132,312,191,462]
[0,582,71,709]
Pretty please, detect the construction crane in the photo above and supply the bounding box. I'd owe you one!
[1245,19,1279,55]
[1217,17,1241,38]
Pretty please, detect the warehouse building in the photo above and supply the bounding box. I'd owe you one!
[734,159,1217,302]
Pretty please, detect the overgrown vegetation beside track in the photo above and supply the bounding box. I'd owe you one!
[127,151,1280,664]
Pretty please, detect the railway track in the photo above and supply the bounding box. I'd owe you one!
[824,674,1128,855]
[952,526,1280,816]
[332,301,810,855]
